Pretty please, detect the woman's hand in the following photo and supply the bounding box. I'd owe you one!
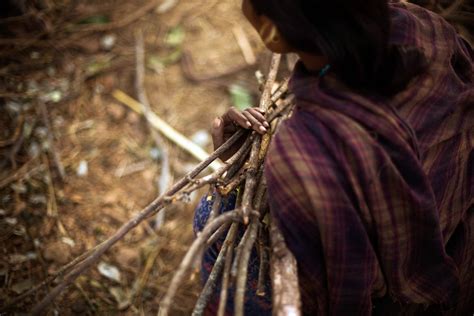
[212,107,269,161]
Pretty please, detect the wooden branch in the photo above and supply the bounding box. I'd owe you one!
[206,222,231,248]
[113,89,224,172]
[270,218,302,316]
[209,193,223,222]
[232,26,257,66]
[234,219,259,316]
[158,211,243,316]
[235,164,268,316]
[217,224,236,316]
[192,224,239,316]
[241,54,281,222]
[256,226,269,296]
[134,29,172,229]
[38,102,66,180]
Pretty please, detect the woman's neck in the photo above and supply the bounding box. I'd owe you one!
[297,51,329,72]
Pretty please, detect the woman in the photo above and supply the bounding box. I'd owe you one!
[194,0,474,314]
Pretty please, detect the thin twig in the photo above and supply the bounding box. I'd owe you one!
[206,221,230,248]
[38,102,66,180]
[192,224,239,316]
[232,26,256,66]
[0,114,24,147]
[234,219,259,316]
[270,217,302,316]
[241,54,281,223]
[217,223,236,316]
[234,163,268,316]
[208,193,223,223]
[134,29,172,230]
[256,226,269,296]
[0,159,43,190]
[158,211,244,316]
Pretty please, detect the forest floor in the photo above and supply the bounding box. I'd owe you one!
[0,0,271,314]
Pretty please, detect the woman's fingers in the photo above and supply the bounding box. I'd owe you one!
[242,111,267,134]
[246,108,269,128]
[220,106,269,137]
[223,107,251,128]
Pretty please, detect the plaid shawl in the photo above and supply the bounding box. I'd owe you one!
[265,1,473,315]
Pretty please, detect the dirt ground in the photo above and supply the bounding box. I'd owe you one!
[0,0,269,314]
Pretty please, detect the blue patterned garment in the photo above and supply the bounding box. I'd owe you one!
[193,191,272,315]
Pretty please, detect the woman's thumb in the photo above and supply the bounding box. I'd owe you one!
[211,117,224,150]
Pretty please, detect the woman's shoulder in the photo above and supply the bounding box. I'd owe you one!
[265,105,383,176]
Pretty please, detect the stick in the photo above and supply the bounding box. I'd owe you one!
[192,224,239,316]
[0,159,43,190]
[256,226,269,297]
[217,224,236,316]
[134,29,172,229]
[208,193,223,223]
[234,164,268,316]
[113,89,223,172]
[0,114,24,147]
[241,54,281,223]
[38,102,66,180]
[206,222,230,248]
[270,218,302,316]
[232,26,257,66]
[234,219,259,316]
[158,211,244,316]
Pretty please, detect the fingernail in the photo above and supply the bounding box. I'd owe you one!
[263,121,270,128]
[246,121,252,127]
[213,118,222,128]
[259,126,267,133]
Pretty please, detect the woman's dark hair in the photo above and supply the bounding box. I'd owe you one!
[249,0,427,96]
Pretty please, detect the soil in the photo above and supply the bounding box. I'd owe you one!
[0,0,269,314]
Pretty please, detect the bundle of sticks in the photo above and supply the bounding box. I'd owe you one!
[2,54,301,316]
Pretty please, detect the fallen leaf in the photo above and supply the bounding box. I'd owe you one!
[98,262,121,283]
